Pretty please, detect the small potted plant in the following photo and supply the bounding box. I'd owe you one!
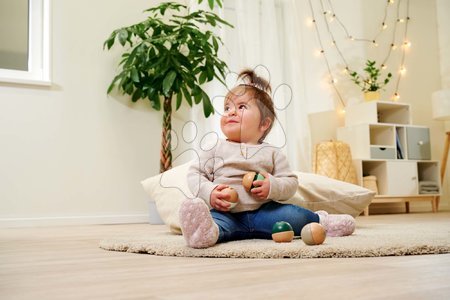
[349,60,392,101]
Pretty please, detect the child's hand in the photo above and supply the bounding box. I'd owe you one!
[210,184,232,211]
[250,171,270,200]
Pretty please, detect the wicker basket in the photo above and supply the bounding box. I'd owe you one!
[313,140,358,184]
[363,175,378,194]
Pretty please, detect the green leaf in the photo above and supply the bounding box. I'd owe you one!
[212,37,219,52]
[199,71,207,84]
[107,74,122,94]
[107,82,115,94]
[181,86,193,107]
[104,37,115,50]
[148,90,161,111]
[118,29,128,46]
[132,88,142,102]
[176,92,182,110]
[208,0,215,9]
[194,91,202,104]
[131,68,139,83]
[162,71,177,96]
[202,91,214,117]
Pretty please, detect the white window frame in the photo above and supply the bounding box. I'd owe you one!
[0,0,51,86]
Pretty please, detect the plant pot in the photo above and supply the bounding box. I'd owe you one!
[364,91,380,102]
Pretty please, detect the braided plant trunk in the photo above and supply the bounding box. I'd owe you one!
[160,96,172,173]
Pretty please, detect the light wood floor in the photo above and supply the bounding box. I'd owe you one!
[1,212,450,300]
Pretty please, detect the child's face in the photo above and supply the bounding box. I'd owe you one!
[220,87,270,144]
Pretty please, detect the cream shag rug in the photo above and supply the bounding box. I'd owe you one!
[100,221,450,259]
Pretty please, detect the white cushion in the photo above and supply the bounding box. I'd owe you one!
[285,171,374,217]
[141,162,374,233]
[141,161,192,234]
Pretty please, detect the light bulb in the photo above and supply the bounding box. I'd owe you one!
[399,66,406,75]
[315,49,324,56]
[392,93,400,101]
[391,43,397,50]
[381,64,387,70]
[382,23,388,30]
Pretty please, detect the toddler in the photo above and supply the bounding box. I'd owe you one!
[179,69,355,248]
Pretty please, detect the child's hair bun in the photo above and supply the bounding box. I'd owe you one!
[238,69,272,95]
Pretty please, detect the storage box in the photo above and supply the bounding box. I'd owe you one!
[363,175,378,194]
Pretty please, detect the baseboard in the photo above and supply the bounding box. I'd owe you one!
[0,214,149,228]
[367,200,450,215]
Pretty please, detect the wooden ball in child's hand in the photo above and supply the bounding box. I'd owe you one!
[271,221,294,243]
[222,187,239,209]
[242,172,265,192]
[301,222,326,245]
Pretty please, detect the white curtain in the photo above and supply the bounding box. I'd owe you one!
[190,0,312,171]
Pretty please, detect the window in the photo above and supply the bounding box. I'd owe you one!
[0,0,50,86]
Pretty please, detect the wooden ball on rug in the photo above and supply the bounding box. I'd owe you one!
[301,222,326,245]
[242,172,265,192]
[271,221,294,243]
[222,187,239,209]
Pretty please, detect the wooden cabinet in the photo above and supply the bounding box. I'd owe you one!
[337,101,441,215]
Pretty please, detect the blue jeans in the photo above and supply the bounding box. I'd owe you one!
[210,201,319,243]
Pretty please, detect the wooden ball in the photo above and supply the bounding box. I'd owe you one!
[271,221,294,243]
[222,187,239,209]
[242,172,256,192]
[242,172,265,192]
[301,222,326,245]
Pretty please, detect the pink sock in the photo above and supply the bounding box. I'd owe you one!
[316,210,355,237]
[179,198,219,248]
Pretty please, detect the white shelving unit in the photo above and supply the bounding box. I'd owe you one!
[337,101,441,215]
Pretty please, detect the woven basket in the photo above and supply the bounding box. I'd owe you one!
[313,140,358,185]
[363,175,378,194]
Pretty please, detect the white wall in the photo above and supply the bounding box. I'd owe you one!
[0,0,196,226]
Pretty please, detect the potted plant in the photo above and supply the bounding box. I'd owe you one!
[349,60,392,101]
[104,1,231,172]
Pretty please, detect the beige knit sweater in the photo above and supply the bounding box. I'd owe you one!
[187,139,298,212]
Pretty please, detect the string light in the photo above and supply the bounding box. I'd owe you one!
[402,40,412,48]
[306,18,315,27]
[306,0,411,107]
[329,14,336,22]
[392,93,400,101]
